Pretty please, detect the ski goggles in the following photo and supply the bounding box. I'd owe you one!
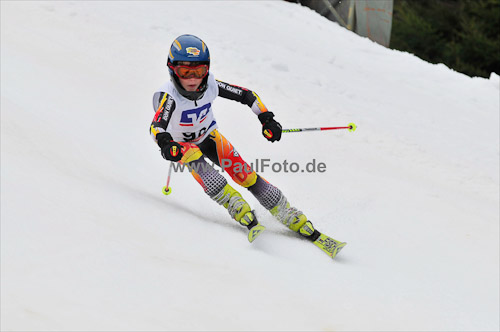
[172,64,209,79]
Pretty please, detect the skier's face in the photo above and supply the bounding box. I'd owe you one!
[178,76,203,92]
[174,61,207,92]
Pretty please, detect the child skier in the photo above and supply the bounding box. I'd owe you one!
[150,34,345,257]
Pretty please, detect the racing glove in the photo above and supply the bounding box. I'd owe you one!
[157,132,183,162]
[258,112,282,143]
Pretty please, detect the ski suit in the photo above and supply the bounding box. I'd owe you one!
[149,73,308,233]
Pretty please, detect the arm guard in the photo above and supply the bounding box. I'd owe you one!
[216,80,269,115]
[150,92,176,145]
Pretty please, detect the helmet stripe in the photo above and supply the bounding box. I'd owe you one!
[173,39,182,51]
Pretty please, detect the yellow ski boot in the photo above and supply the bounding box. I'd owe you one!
[270,196,308,232]
[271,196,346,259]
[212,184,265,242]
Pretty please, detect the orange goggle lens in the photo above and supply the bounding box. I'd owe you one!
[174,64,208,79]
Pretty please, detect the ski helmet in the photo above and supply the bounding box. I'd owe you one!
[167,34,210,101]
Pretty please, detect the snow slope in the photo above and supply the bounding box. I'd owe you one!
[1,1,499,331]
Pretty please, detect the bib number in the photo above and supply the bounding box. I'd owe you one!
[183,127,207,142]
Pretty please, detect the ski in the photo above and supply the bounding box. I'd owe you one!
[245,211,266,243]
[247,224,265,243]
[312,232,347,259]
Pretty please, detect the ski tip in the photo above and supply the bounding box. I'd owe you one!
[331,242,347,259]
[248,225,266,243]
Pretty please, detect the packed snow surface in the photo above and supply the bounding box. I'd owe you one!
[1,1,499,331]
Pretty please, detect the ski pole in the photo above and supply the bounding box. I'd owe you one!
[162,161,173,195]
[282,122,357,133]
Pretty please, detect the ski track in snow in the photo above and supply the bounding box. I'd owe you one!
[1,1,499,331]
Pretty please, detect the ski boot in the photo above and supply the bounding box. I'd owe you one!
[270,195,309,233]
[271,195,346,259]
[212,184,265,242]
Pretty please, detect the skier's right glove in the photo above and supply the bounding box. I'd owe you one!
[258,112,282,143]
[157,132,183,162]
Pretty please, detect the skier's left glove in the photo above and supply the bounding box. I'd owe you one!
[258,112,282,143]
[157,132,183,162]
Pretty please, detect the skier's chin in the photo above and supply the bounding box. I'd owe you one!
[184,85,199,91]
[180,78,202,91]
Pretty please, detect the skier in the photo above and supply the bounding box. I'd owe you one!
[150,34,344,255]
